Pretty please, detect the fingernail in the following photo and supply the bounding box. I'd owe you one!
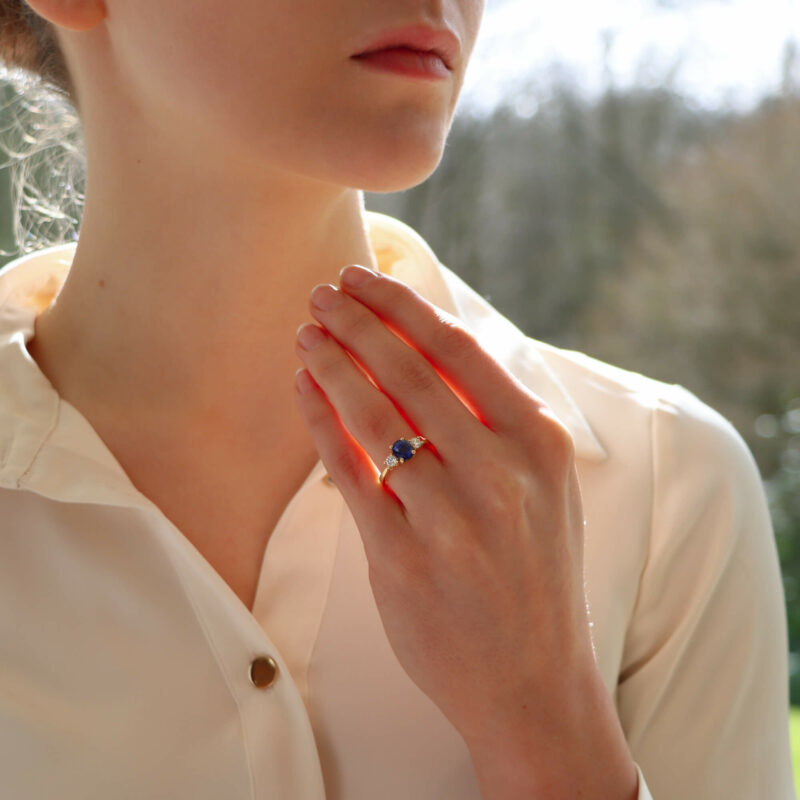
[311,283,344,310]
[340,264,379,288]
[295,367,315,394]
[297,322,326,350]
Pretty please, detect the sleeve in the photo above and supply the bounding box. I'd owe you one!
[615,387,795,799]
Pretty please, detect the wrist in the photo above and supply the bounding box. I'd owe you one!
[463,659,638,800]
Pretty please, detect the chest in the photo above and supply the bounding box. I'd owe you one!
[108,437,323,612]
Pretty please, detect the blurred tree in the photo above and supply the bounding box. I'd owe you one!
[586,96,800,475]
[369,82,714,345]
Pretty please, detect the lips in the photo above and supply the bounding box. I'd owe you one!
[351,24,460,71]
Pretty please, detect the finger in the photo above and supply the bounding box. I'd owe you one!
[295,322,442,499]
[338,265,548,437]
[293,366,406,539]
[306,282,487,461]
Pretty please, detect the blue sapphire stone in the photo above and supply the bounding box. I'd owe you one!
[391,439,415,461]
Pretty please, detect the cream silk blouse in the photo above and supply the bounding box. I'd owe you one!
[0,211,794,799]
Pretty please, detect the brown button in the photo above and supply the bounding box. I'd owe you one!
[323,473,336,487]
[249,655,279,689]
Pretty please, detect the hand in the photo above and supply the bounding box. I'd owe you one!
[293,263,589,724]
[293,264,637,798]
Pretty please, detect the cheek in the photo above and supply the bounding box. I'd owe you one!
[111,1,317,128]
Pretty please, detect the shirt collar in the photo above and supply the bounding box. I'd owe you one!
[365,212,606,461]
[0,211,605,503]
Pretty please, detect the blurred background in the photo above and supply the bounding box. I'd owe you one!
[2,0,800,783]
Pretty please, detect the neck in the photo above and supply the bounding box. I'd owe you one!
[29,141,379,469]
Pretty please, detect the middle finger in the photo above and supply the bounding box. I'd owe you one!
[307,283,483,462]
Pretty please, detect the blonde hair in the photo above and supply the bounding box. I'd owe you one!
[0,2,84,255]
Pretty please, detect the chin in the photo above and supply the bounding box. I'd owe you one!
[354,162,442,193]
[339,131,448,193]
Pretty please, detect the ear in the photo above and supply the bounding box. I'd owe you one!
[24,0,107,32]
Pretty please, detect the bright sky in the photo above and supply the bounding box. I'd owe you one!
[461,0,800,115]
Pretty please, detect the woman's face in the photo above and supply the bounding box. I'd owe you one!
[94,0,486,192]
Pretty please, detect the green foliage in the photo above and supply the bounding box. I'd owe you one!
[789,707,800,790]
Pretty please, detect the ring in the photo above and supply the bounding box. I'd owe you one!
[379,436,428,485]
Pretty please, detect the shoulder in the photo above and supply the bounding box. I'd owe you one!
[536,341,776,641]
[539,339,751,463]
[537,342,768,560]
[438,261,751,477]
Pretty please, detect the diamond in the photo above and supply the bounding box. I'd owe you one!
[385,455,399,468]
[410,436,425,449]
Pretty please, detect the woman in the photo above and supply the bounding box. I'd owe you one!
[0,1,793,798]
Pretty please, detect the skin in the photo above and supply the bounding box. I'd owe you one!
[23,0,639,796]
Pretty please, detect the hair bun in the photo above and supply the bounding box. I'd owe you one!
[0,2,73,98]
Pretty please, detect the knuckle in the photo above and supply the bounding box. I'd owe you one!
[339,307,375,344]
[518,403,575,462]
[538,413,576,464]
[395,355,437,394]
[358,402,393,442]
[315,349,350,381]
[381,277,412,306]
[304,398,330,430]
[434,317,477,360]
[331,450,362,488]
